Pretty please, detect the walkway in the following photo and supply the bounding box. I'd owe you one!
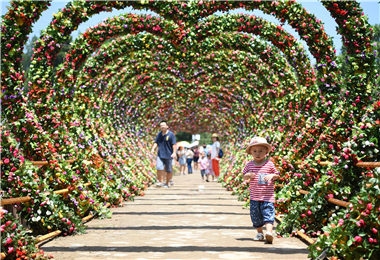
[41,171,309,259]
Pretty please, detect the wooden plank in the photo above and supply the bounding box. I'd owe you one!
[31,159,76,166]
[82,202,110,222]
[35,230,62,243]
[327,197,350,208]
[31,161,49,166]
[82,214,94,223]
[318,161,379,167]
[1,196,31,206]
[356,162,380,167]
[319,161,332,166]
[296,230,316,245]
[53,188,69,195]
[276,216,316,246]
[1,182,92,205]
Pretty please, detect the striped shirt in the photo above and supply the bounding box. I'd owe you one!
[243,160,279,203]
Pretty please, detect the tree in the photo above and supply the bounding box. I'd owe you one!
[21,35,38,74]
[175,132,192,142]
[53,35,72,68]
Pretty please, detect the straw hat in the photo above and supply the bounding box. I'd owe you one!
[245,137,272,154]
[211,133,219,138]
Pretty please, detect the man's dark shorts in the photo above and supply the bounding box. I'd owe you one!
[156,156,173,173]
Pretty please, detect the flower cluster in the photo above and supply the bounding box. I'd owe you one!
[1,1,378,259]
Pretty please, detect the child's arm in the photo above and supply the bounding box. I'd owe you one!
[243,172,255,181]
[263,174,279,181]
[263,161,280,181]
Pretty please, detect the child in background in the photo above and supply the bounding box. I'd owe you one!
[199,152,208,181]
[242,137,279,244]
[177,146,187,175]
[206,153,214,182]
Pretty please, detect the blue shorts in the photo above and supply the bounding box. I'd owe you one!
[250,200,275,228]
[156,157,173,173]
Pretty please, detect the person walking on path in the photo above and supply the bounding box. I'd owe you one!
[211,133,221,178]
[185,147,194,174]
[177,146,187,175]
[151,121,177,188]
[199,152,209,181]
[193,146,200,171]
[206,153,214,182]
[242,136,279,244]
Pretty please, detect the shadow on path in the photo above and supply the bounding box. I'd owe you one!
[112,211,246,215]
[86,225,258,230]
[42,245,309,255]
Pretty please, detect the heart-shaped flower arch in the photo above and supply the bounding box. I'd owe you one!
[1,1,378,259]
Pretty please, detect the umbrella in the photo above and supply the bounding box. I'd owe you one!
[189,140,199,148]
[177,141,191,148]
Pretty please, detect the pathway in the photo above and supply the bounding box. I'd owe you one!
[41,171,309,259]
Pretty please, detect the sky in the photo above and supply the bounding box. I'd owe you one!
[1,0,379,64]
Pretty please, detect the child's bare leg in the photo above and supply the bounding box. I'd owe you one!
[265,223,273,233]
[257,226,264,234]
[264,223,274,243]
[157,170,165,183]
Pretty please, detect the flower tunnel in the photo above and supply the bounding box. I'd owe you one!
[1,1,379,259]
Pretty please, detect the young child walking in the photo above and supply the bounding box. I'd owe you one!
[199,152,208,181]
[243,136,279,244]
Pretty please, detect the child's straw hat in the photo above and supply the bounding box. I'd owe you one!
[246,137,272,154]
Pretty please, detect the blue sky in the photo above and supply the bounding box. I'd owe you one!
[1,0,379,64]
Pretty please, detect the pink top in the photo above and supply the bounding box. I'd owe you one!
[242,160,279,203]
[199,157,209,170]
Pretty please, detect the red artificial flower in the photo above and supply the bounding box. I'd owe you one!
[354,236,362,243]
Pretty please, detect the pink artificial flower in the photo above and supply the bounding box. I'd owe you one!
[354,236,362,243]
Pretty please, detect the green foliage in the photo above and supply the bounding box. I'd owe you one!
[199,132,213,145]
[176,132,192,142]
[1,1,378,259]
[21,35,38,74]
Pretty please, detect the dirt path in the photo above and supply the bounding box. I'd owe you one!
[41,171,309,259]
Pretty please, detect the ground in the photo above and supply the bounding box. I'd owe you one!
[41,170,309,259]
